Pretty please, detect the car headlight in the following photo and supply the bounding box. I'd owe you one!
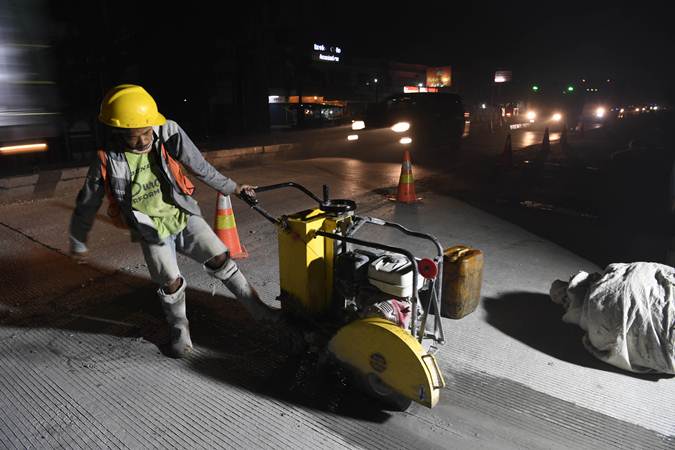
[551,112,562,122]
[351,120,365,131]
[526,111,536,121]
[391,121,411,133]
[399,137,412,145]
[595,107,606,118]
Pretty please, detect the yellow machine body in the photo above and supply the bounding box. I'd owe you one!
[277,207,445,409]
[327,318,446,408]
[277,209,345,316]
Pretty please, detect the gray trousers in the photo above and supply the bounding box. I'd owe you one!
[140,215,227,286]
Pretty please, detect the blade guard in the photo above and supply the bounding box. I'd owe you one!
[328,317,445,408]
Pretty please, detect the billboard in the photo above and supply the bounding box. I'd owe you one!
[311,43,342,63]
[494,70,512,83]
[426,66,452,87]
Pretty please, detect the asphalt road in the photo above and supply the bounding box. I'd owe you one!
[271,121,558,164]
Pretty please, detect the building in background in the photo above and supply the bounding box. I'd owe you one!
[266,37,455,129]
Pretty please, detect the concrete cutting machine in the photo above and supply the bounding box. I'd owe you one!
[239,182,445,408]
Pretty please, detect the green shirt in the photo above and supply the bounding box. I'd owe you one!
[124,151,189,240]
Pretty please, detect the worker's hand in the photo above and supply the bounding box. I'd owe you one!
[235,184,257,199]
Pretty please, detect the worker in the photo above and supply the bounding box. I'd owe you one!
[69,84,278,358]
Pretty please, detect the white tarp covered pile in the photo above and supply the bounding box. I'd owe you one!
[550,262,675,374]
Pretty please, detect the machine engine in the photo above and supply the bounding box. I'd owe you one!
[335,250,426,327]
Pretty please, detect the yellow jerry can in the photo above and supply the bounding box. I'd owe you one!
[441,245,484,319]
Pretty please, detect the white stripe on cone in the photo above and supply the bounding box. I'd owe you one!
[217,193,233,209]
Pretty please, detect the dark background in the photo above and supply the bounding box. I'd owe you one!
[4,1,674,139]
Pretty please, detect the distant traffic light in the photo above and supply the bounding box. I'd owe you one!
[567,85,574,92]
[532,85,540,92]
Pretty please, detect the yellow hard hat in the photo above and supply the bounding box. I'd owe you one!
[98,84,166,128]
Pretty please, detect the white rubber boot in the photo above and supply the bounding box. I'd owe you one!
[206,258,280,323]
[158,278,193,358]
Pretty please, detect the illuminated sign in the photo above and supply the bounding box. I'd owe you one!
[494,70,512,83]
[426,66,452,87]
[403,86,439,93]
[312,43,342,63]
[319,54,339,62]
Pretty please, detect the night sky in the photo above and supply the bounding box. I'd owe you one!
[46,1,674,105]
[306,2,674,101]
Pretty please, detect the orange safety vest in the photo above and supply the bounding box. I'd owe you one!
[98,145,195,229]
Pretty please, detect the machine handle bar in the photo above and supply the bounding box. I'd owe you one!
[237,191,280,226]
[237,182,327,226]
[356,216,444,259]
[238,183,443,259]
[254,182,324,203]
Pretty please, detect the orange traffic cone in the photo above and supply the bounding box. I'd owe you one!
[214,193,248,259]
[389,149,420,203]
